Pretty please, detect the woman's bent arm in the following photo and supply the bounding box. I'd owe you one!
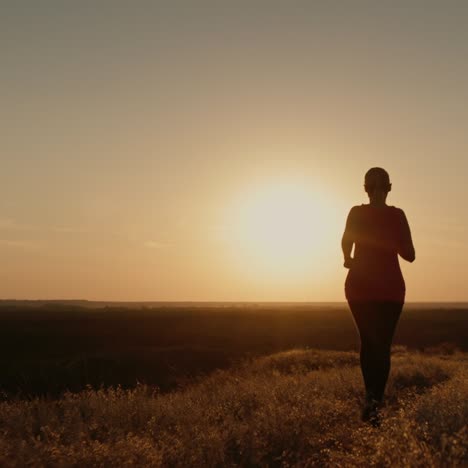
[342,234,354,268]
[342,207,357,268]
[398,210,415,262]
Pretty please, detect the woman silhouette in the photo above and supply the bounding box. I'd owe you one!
[342,167,415,426]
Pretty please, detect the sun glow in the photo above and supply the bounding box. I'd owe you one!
[225,181,339,282]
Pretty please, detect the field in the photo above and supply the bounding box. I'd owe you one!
[0,302,467,466]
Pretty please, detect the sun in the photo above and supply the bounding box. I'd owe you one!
[226,181,337,281]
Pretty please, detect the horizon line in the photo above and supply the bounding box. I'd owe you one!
[1,299,468,305]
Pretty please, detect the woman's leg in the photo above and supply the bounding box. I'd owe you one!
[348,301,377,400]
[349,301,403,403]
[372,301,403,402]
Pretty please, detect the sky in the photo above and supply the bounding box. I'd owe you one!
[1,1,468,301]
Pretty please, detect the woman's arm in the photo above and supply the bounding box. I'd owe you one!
[398,210,415,262]
[342,207,357,268]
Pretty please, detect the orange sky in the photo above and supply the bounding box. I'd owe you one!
[1,2,468,301]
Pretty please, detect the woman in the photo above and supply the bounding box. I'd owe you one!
[342,167,415,426]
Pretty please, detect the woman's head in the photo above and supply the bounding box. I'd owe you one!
[364,168,392,206]
[364,167,392,196]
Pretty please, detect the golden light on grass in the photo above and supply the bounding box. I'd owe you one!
[225,180,340,283]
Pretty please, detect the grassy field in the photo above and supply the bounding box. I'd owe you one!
[0,303,467,466]
[0,347,466,466]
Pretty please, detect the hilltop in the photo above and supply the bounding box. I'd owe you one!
[0,347,466,467]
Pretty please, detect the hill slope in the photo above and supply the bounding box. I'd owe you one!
[0,348,467,467]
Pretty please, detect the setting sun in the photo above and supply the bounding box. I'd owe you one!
[225,181,339,282]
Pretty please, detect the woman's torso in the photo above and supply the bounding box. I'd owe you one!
[345,204,405,303]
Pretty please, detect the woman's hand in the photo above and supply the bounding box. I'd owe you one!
[343,257,354,269]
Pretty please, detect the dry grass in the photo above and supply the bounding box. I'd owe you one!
[0,348,466,467]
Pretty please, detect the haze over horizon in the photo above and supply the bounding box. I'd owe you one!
[2,2,468,302]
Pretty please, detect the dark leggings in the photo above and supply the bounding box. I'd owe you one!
[348,301,403,403]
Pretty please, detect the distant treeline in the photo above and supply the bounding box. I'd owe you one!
[0,304,466,398]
